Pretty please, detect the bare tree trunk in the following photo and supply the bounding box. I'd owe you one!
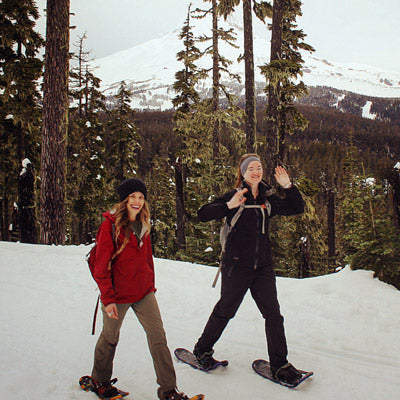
[211,0,220,160]
[265,0,283,177]
[327,189,336,271]
[298,238,310,278]
[1,192,10,241]
[40,0,70,245]
[19,161,37,243]
[391,168,400,229]
[243,0,256,153]
[175,157,186,250]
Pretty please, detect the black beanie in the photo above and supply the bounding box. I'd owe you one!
[117,178,147,201]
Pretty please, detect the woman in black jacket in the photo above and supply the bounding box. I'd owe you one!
[193,154,305,385]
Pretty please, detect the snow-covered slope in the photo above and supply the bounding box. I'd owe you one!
[1,241,400,399]
[93,13,400,110]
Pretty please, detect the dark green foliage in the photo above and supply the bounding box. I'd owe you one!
[146,153,178,259]
[341,171,400,289]
[67,34,108,244]
[261,0,314,173]
[105,81,140,183]
[172,5,205,114]
[0,0,43,241]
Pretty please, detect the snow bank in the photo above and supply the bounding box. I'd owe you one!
[0,241,399,399]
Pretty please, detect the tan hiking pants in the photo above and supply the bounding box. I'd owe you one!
[91,292,176,398]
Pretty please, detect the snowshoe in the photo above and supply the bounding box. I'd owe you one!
[79,375,129,399]
[174,348,228,372]
[252,360,313,388]
[163,388,205,400]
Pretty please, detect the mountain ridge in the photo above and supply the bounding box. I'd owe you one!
[92,13,400,122]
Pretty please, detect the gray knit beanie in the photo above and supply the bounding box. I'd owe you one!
[240,156,261,176]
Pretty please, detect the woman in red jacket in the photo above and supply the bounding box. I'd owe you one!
[80,178,193,400]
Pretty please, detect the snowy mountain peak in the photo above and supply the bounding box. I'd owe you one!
[93,14,400,111]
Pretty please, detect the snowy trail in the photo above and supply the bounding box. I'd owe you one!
[0,241,399,400]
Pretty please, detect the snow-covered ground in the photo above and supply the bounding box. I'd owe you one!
[1,241,399,400]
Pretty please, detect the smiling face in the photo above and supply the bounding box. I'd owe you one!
[126,191,145,221]
[243,160,263,186]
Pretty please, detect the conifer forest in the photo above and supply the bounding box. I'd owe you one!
[1,0,400,289]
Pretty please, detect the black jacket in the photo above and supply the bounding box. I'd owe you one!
[198,181,304,270]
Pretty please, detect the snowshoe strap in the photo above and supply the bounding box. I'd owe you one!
[274,362,292,378]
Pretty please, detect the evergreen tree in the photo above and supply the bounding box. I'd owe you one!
[270,174,328,278]
[172,5,205,114]
[104,81,140,197]
[219,0,272,153]
[174,99,243,264]
[145,152,177,259]
[67,33,107,244]
[260,0,314,178]
[172,4,205,251]
[336,133,360,262]
[342,170,400,289]
[40,0,70,245]
[0,0,43,241]
[193,0,241,161]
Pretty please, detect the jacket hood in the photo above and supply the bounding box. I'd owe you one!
[103,211,116,223]
[102,210,149,240]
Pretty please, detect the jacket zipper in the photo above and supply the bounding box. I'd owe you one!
[254,208,260,270]
[254,207,266,270]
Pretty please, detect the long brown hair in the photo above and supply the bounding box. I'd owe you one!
[235,153,262,188]
[110,198,151,262]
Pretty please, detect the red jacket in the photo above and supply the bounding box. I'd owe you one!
[93,212,155,306]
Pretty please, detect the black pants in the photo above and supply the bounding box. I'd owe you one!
[195,265,288,370]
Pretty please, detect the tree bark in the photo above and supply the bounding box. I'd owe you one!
[175,157,186,250]
[391,168,400,229]
[243,0,256,153]
[211,0,220,160]
[40,0,70,244]
[265,0,283,177]
[19,161,37,243]
[327,189,336,271]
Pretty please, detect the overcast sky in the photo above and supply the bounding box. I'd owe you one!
[35,0,400,72]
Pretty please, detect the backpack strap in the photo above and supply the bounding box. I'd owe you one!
[212,200,270,288]
[91,221,116,336]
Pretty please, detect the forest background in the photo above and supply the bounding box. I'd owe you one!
[1,0,400,289]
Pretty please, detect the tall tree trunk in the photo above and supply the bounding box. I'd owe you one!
[265,0,283,177]
[40,0,70,245]
[175,157,186,250]
[298,238,310,278]
[210,0,220,249]
[19,161,37,243]
[0,196,3,241]
[391,168,400,229]
[1,192,10,241]
[211,0,220,160]
[243,0,256,153]
[327,189,336,271]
